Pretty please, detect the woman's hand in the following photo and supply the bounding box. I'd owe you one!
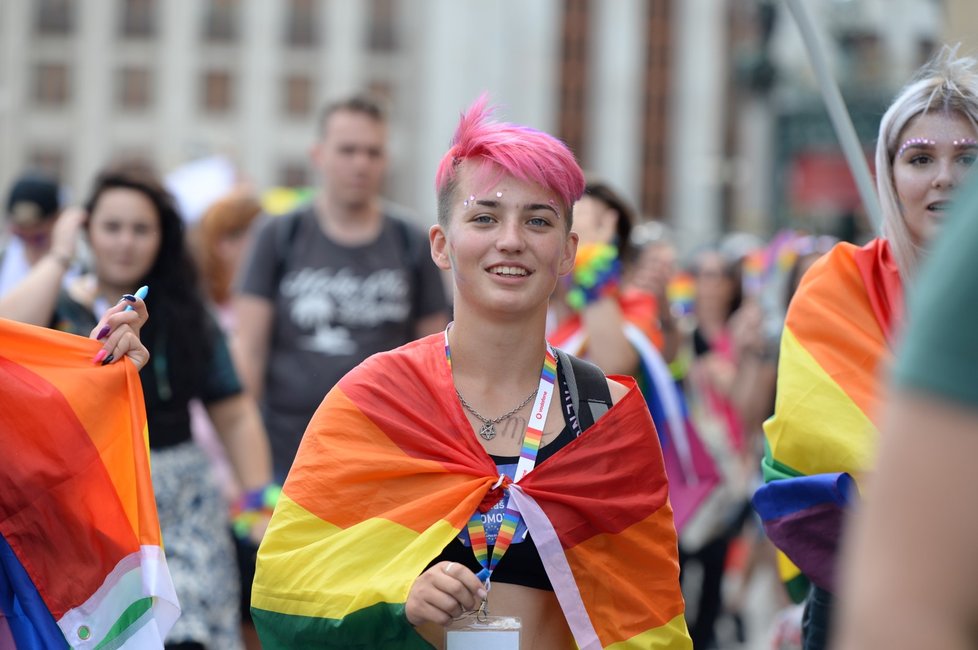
[47,206,86,267]
[89,294,150,371]
[405,561,487,627]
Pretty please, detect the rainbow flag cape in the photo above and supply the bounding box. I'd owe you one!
[759,239,902,598]
[549,293,719,534]
[252,334,690,649]
[0,318,179,648]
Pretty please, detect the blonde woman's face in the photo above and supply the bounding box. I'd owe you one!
[893,111,978,247]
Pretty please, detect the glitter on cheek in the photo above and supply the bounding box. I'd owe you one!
[496,191,503,198]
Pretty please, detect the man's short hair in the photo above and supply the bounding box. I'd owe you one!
[317,95,386,137]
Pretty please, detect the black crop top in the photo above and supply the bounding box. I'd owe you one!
[427,358,588,591]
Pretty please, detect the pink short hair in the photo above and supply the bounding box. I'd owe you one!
[434,94,585,228]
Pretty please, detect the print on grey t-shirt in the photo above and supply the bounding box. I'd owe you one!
[283,266,410,355]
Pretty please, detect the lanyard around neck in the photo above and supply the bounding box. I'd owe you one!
[443,324,558,582]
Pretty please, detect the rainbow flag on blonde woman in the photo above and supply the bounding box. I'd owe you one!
[755,239,901,598]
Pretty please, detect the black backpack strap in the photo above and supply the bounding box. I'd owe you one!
[390,215,421,272]
[555,348,613,431]
[273,209,304,288]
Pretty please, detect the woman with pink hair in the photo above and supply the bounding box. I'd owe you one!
[251,97,691,649]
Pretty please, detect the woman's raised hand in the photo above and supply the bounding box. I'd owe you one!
[89,293,150,371]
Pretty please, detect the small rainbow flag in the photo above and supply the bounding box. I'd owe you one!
[0,318,179,648]
[667,272,695,317]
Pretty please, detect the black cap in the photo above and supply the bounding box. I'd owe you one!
[7,172,61,226]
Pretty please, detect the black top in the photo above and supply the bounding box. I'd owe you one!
[427,358,589,591]
[52,292,242,449]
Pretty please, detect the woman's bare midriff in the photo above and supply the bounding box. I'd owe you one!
[416,581,574,649]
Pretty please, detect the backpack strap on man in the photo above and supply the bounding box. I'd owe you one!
[273,208,304,288]
[554,348,613,431]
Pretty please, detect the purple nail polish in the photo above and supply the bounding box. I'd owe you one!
[100,353,115,366]
[96,326,111,340]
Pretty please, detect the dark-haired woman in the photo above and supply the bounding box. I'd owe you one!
[8,165,273,650]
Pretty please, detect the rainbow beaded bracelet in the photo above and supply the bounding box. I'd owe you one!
[231,483,281,539]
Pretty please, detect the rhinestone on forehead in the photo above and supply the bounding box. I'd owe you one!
[896,137,937,159]
[953,138,978,147]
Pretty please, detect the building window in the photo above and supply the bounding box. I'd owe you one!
[28,148,67,181]
[285,0,319,47]
[120,0,156,38]
[117,67,152,110]
[839,30,883,89]
[557,0,591,162]
[366,80,392,107]
[36,0,75,35]
[33,63,71,107]
[639,0,673,218]
[204,0,239,42]
[201,70,234,113]
[366,0,398,52]
[283,74,314,117]
[279,161,309,188]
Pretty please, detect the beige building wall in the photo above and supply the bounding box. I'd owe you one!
[945,0,978,55]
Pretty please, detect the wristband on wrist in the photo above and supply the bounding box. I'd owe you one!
[231,483,281,539]
[566,243,621,312]
[47,251,72,270]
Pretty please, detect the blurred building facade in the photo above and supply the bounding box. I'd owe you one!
[0,0,968,251]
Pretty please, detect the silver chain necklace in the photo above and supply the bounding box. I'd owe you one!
[455,386,538,441]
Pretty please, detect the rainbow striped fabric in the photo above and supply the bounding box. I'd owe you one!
[0,318,179,648]
[252,334,690,649]
[759,239,902,597]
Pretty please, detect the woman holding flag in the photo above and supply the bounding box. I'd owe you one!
[756,47,978,649]
[251,97,691,649]
[5,163,274,650]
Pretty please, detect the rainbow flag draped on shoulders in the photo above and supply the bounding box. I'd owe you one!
[756,238,902,598]
[0,318,179,649]
[252,333,690,649]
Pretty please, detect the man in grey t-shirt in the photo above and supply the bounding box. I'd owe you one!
[235,96,449,481]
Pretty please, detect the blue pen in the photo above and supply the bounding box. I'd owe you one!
[124,285,150,311]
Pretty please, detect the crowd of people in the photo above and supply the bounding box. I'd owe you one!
[2,44,978,650]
